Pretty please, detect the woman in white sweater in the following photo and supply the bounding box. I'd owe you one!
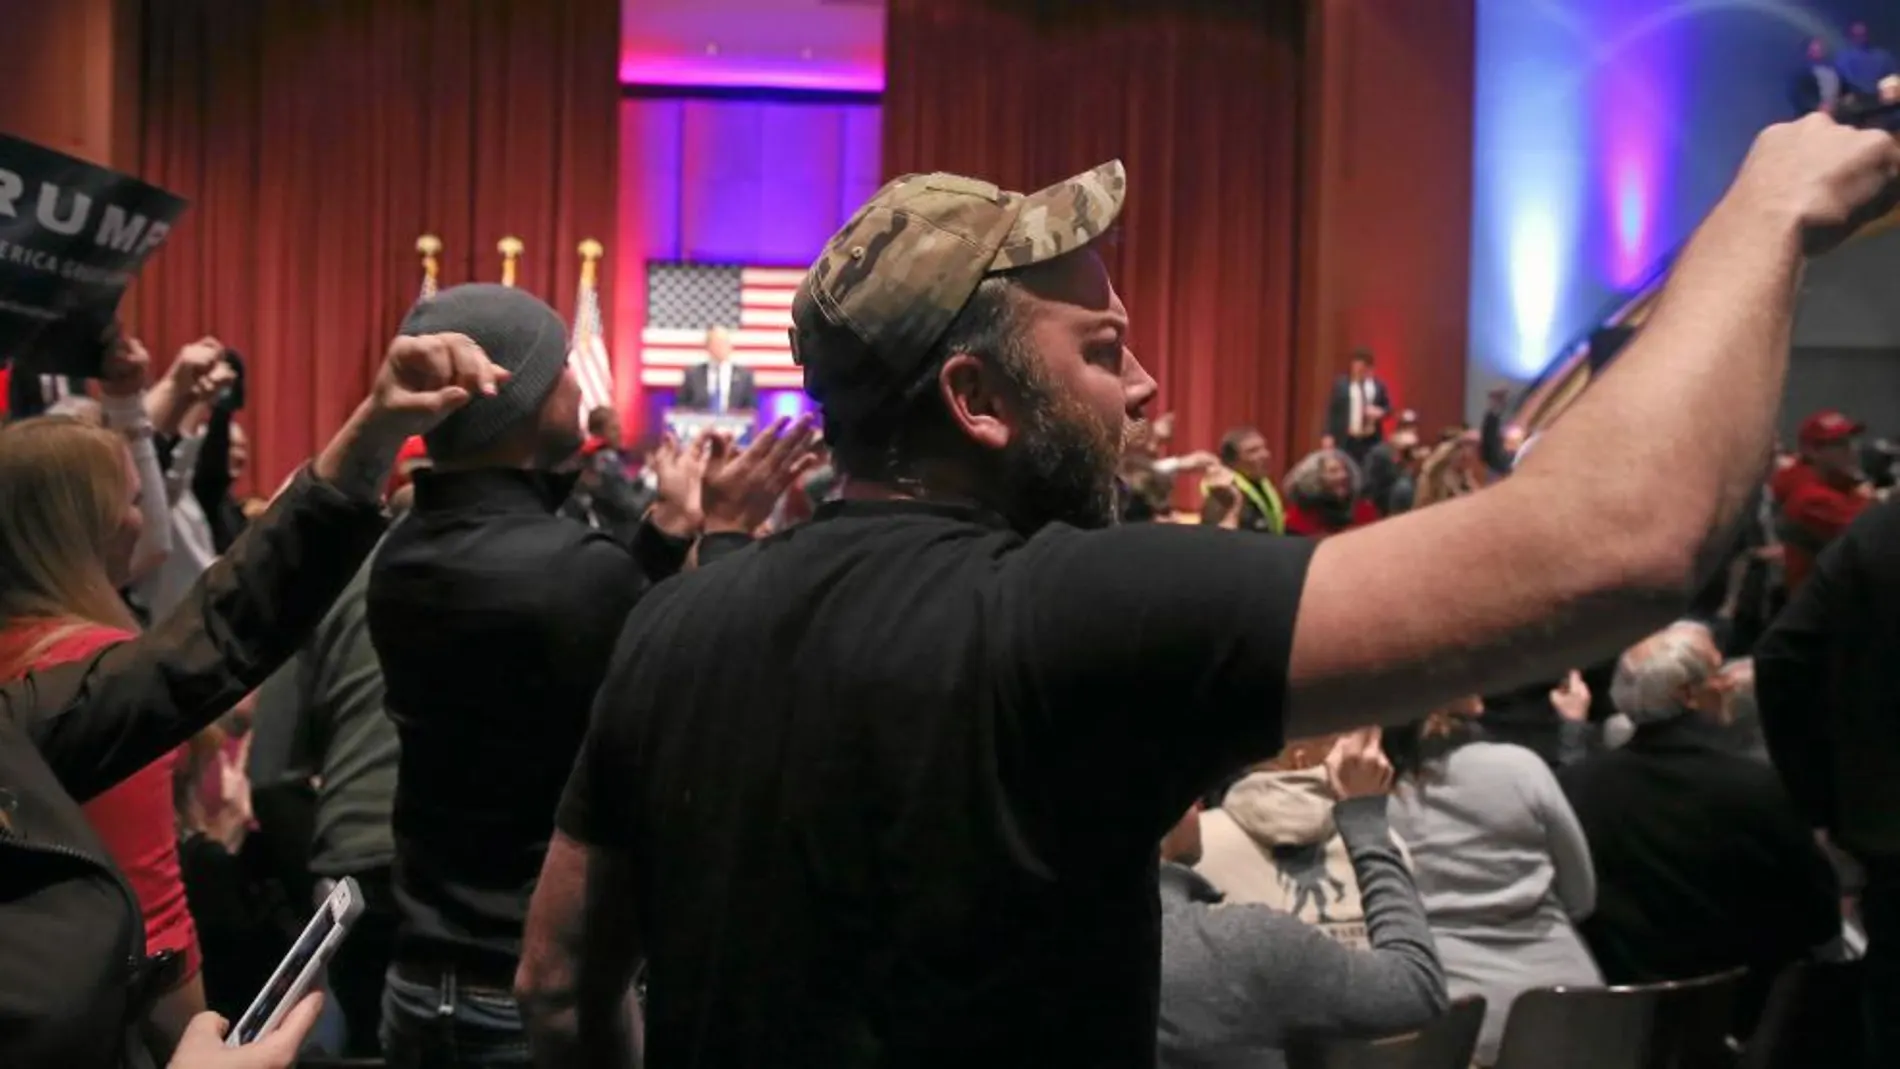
[1385,696,1601,1065]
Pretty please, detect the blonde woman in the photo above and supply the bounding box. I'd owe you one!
[0,413,210,1063]
[0,332,500,1069]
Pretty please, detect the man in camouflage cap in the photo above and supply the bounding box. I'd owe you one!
[521,117,1900,1069]
[788,160,1149,530]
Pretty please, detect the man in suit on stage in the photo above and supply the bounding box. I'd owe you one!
[1326,347,1391,465]
[677,325,758,414]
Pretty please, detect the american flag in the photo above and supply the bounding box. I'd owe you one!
[569,261,616,420]
[640,263,806,390]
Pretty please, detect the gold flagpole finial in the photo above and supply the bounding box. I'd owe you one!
[498,236,524,288]
[416,234,442,283]
[577,239,603,287]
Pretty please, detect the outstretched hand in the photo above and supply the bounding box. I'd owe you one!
[367,333,510,438]
[702,415,822,535]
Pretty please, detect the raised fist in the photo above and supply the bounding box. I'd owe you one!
[1729,113,1900,255]
[368,333,510,437]
[99,334,150,398]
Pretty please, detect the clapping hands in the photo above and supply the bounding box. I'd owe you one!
[645,415,822,539]
[702,415,822,535]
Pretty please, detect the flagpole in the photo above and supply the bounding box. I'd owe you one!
[570,238,615,427]
[415,234,442,300]
[498,236,523,288]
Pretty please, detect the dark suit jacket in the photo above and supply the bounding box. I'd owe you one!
[1326,374,1391,443]
[676,361,758,413]
[1558,717,1839,1031]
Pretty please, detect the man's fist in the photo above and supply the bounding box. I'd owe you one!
[1730,113,1900,254]
[99,335,150,398]
[368,333,510,437]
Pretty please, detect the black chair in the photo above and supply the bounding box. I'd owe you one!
[1286,997,1488,1069]
[1738,959,1865,1069]
[1491,968,1747,1069]
[298,1060,385,1069]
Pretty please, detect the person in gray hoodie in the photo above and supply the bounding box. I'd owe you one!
[1159,729,1448,1068]
[1196,738,1413,949]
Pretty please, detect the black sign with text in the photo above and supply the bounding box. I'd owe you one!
[0,134,188,376]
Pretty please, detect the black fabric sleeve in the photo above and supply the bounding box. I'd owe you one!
[9,468,386,803]
[629,518,695,585]
[1755,529,1855,831]
[999,522,1315,841]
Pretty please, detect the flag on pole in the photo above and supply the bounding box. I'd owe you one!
[569,239,615,421]
[498,236,523,289]
[415,234,441,301]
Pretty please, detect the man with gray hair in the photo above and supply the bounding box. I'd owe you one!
[1558,622,1839,1036]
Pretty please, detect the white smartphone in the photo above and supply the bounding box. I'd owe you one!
[224,875,364,1046]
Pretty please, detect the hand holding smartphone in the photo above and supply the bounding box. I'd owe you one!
[224,875,363,1048]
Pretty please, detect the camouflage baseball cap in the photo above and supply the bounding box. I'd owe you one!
[790,161,1127,425]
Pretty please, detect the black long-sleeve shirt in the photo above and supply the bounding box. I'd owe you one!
[366,469,724,973]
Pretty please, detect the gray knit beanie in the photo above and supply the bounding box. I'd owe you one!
[400,283,570,458]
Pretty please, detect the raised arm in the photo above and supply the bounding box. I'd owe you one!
[12,333,509,802]
[99,337,174,581]
[1286,117,1900,735]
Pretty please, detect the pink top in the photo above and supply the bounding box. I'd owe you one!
[0,620,200,982]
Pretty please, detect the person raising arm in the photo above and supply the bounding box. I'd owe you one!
[1287,115,1900,730]
[0,331,507,1069]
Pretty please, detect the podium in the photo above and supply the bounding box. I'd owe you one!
[663,408,757,445]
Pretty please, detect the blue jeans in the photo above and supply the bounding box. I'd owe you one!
[381,964,532,1069]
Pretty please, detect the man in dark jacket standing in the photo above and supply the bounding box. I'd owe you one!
[1758,497,1900,1064]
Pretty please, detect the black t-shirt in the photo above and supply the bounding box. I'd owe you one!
[557,499,1313,1067]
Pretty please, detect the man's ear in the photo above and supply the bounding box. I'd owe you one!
[937,353,1014,452]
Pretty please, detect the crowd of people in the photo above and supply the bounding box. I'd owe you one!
[1793,19,1900,121]
[0,109,1897,1069]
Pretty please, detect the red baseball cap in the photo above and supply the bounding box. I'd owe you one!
[1798,410,1863,448]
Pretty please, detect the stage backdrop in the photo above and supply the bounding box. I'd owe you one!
[885,0,1306,463]
[124,0,620,493]
[616,95,881,436]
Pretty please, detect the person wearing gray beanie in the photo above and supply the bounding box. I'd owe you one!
[364,282,638,1066]
[398,283,583,465]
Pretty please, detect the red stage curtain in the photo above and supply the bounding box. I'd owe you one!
[124,0,620,493]
[884,0,1306,469]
